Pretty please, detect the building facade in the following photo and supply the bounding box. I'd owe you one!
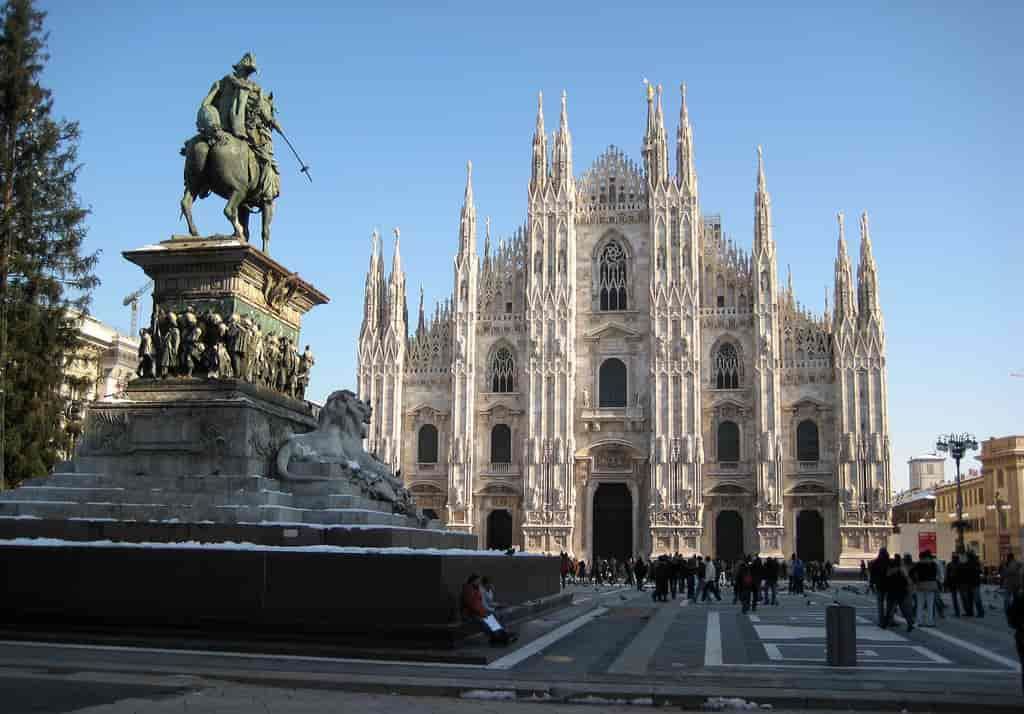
[934,468,984,561]
[357,86,893,565]
[60,311,139,457]
[908,454,945,492]
[979,435,1024,565]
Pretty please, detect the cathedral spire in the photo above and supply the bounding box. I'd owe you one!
[457,160,476,262]
[361,228,386,338]
[387,226,407,335]
[857,210,882,323]
[390,226,402,276]
[643,81,668,187]
[676,82,697,194]
[483,216,492,266]
[417,285,425,336]
[530,90,548,194]
[551,90,573,191]
[753,145,773,256]
[833,211,857,324]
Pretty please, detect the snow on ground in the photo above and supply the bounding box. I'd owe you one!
[703,697,773,711]
[460,690,517,701]
[0,537,546,556]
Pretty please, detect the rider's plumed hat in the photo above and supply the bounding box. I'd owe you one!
[233,52,258,75]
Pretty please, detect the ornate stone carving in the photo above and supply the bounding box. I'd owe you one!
[84,411,130,454]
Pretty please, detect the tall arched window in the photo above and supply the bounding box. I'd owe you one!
[598,240,628,311]
[490,424,512,464]
[417,424,438,463]
[796,420,819,462]
[718,421,740,462]
[599,358,627,407]
[712,342,741,389]
[489,346,515,392]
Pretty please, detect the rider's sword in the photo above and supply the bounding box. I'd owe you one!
[277,129,312,183]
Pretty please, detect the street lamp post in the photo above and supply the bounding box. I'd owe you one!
[936,432,979,555]
[986,491,1012,563]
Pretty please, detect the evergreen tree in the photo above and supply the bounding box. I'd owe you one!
[0,0,98,488]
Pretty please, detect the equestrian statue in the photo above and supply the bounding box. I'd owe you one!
[180,53,310,254]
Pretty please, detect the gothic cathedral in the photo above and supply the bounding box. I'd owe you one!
[357,85,892,566]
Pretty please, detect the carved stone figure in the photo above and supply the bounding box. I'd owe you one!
[582,387,591,408]
[156,311,180,379]
[297,344,314,399]
[137,328,155,378]
[180,53,285,251]
[179,312,204,378]
[275,389,422,521]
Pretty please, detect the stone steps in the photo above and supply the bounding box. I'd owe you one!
[2,471,418,529]
[0,486,295,508]
[39,472,280,493]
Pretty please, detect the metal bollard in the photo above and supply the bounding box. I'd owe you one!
[826,603,857,666]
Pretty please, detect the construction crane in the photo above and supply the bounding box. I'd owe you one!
[122,280,153,334]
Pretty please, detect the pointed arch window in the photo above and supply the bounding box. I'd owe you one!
[417,424,438,464]
[797,420,820,462]
[712,342,741,389]
[599,240,628,311]
[490,424,512,464]
[489,346,515,393]
[717,421,740,462]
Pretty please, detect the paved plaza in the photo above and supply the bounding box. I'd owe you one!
[2,582,1021,712]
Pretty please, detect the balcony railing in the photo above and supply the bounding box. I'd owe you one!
[798,461,819,471]
[416,462,438,471]
[488,462,512,474]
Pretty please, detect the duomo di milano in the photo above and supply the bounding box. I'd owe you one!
[357,83,892,566]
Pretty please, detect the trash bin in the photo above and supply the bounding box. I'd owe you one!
[825,603,856,666]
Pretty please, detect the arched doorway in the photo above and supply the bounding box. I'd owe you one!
[593,483,632,560]
[796,510,825,562]
[486,509,513,550]
[715,510,744,562]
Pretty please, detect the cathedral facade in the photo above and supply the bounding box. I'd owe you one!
[357,85,892,566]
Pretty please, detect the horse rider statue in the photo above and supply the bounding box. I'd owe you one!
[180,52,284,253]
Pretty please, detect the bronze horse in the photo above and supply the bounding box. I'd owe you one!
[179,104,278,252]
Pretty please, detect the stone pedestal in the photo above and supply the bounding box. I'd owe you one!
[76,378,315,478]
[124,235,328,344]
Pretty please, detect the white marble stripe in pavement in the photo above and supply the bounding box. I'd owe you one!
[606,602,679,675]
[704,611,722,666]
[916,625,1021,671]
[486,606,608,671]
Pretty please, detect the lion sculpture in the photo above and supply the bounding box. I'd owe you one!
[276,389,422,521]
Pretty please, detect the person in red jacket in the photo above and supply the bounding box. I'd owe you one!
[462,574,514,645]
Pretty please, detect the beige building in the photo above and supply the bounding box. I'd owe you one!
[357,86,893,565]
[61,311,139,453]
[934,468,984,561]
[978,435,1024,566]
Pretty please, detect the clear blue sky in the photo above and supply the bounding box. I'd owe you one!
[39,1,1021,488]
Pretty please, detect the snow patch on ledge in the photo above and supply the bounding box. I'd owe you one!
[0,537,547,556]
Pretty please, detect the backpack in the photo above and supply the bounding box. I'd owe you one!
[742,573,753,587]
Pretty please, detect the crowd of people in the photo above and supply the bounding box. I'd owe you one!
[557,551,837,611]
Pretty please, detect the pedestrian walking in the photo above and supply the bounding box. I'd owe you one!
[961,552,984,617]
[911,550,939,627]
[702,556,721,602]
[763,557,779,605]
[883,554,915,632]
[634,555,647,591]
[1000,553,1021,614]
[870,548,890,625]
[790,554,805,595]
[1004,559,1024,693]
